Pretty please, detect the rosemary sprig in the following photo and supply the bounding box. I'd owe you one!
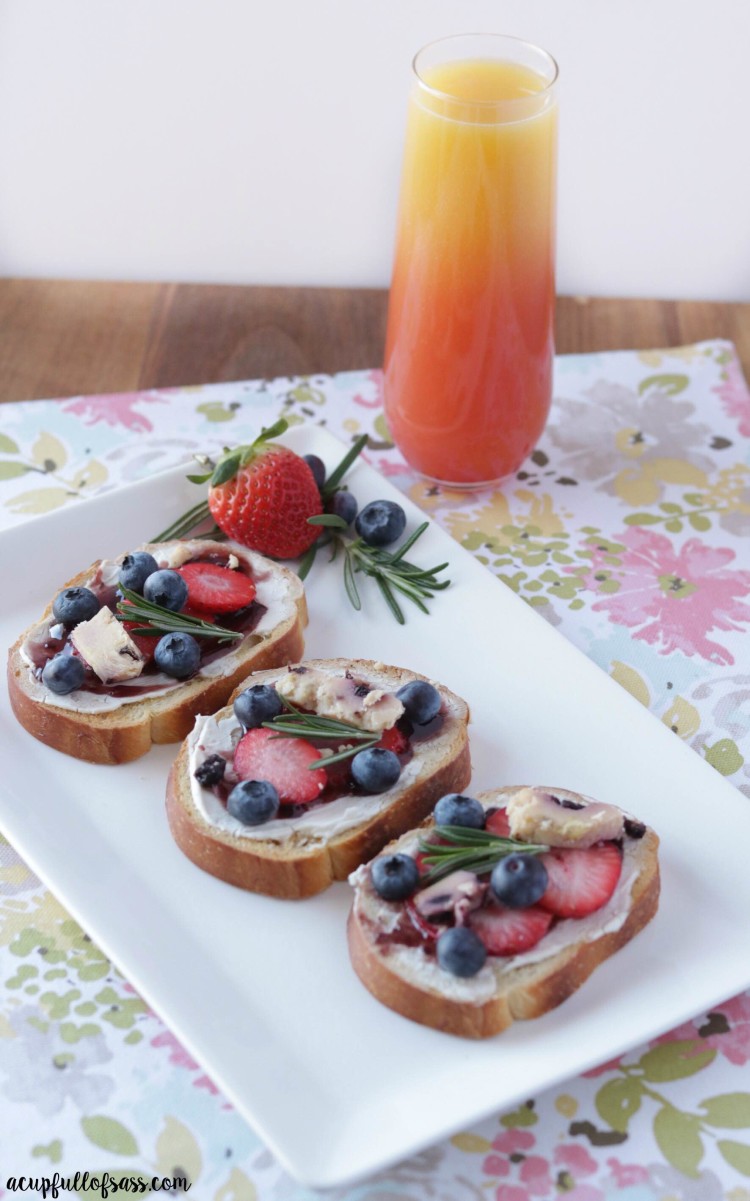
[115,586,242,643]
[320,434,368,499]
[419,825,547,884]
[262,696,379,768]
[154,498,213,542]
[304,518,450,623]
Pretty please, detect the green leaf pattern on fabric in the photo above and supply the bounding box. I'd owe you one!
[80,1116,138,1156]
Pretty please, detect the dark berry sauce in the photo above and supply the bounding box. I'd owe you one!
[27,549,266,697]
[375,904,440,953]
[199,691,447,818]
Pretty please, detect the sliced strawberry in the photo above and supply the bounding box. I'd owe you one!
[538,843,622,919]
[405,900,440,941]
[414,851,430,877]
[376,725,410,755]
[322,753,353,795]
[485,807,511,837]
[182,603,216,625]
[233,728,326,805]
[470,905,552,956]
[176,561,256,613]
[119,601,157,662]
[414,826,467,879]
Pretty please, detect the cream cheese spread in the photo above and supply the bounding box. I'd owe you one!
[20,540,299,713]
[187,664,462,847]
[350,806,644,1001]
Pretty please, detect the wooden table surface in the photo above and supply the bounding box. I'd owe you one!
[0,279,748,403]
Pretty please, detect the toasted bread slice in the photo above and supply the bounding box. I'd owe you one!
[166,658,471,899]
[7,540,306,765]
[348,786,660,1038]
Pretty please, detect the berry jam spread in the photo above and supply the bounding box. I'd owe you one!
[208,708,445,815]
[375,835,625,957]
[27,550,266,698]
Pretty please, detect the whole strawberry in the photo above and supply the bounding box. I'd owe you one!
[207,422,322,559]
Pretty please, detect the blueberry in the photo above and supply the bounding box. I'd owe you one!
[303,454,326,490]
[437,927,487,977]
[490,855,549,909]
[351,747,401,793]
[326,490,358,525]
[52,587,100,626]
[143,569,188,612]
[233,684,283,729]
[154,632,200,678]
[193,754,227,788]
[396,679,441,725]
[227,779,280,826]
[371,853,420,901]
[42,653,86,695]
[354,499,406,547]
[433,793,486,829]
[119,551,159,593]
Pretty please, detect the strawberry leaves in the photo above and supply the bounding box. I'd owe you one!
[184,419,291,489]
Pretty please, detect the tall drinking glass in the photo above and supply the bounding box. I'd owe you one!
[383,34,558,487]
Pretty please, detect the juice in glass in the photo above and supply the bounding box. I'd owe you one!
[384,35,558,486]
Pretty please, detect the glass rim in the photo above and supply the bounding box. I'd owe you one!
[412,32,559,107]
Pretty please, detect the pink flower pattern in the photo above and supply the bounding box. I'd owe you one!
[374,455,410,477]
[150,1029,220,1095]
[583,1052,627,1078]
[483,1131,606,1201]
[352,369,384,409]
[578,528,750,664]
[605,1158,651,1188]
[654,993,750,1066]
[62,390,165,432]
[714,351,750,437]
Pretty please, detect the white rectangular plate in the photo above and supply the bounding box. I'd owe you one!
[2,426,750,1189]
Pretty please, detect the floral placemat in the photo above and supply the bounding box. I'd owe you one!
[0,340,749,1200]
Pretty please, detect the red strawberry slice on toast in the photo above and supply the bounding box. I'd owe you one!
[485,807,511,837]
[181,603,216,625]
[376,725,410,755]
[119,601,157,661]
[538,843,622,919]
[406,899,441,941]
[470,905,552,956]
[321,752,354,795]
[414,851,430,877]
[233,728,326,805]
[177,562,256,613]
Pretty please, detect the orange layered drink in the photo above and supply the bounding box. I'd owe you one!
[384,36,558,486]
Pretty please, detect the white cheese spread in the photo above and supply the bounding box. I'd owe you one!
[187,664,462,847]
[20,540,299,712]
[350,804,645,1000]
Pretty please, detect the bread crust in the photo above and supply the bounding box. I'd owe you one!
[7,541,307,765]
[166,659,471,899]
[347,787,660,1038]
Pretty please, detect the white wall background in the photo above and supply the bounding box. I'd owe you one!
[0,0,748,300]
